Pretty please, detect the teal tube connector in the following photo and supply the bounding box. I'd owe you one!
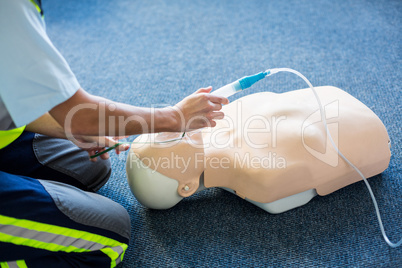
[211,70,270,98]
[238,71,269,90]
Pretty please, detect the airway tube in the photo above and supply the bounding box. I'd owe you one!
[211,71,269,98]
[210,81,242,98]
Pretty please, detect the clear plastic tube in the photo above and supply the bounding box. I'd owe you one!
[211,81,242,98]
[265,68,401,248]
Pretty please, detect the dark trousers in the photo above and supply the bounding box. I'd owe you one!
[0,131,130,268]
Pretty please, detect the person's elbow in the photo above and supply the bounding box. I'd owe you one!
[50,88,100,136]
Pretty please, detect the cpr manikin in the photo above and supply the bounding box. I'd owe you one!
[126,69,400,248]
[126,85,390,211]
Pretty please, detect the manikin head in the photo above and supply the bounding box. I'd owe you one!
[126,131,205,209]
[126,86,390,212]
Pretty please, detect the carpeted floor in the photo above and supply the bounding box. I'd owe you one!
[43,0,401,267]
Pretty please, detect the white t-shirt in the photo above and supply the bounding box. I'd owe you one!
[0,0,80,130]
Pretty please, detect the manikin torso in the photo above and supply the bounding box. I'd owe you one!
[126,86,390,213]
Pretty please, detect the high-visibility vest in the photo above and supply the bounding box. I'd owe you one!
[0,126,26,149]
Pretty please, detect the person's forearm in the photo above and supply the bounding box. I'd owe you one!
[50,89,179,137]
[25,112,67,138]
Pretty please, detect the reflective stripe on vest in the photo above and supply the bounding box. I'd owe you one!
[0,260,27,268]
[29,0,43,17]
[0,214,127,268]
[0,126,26,150]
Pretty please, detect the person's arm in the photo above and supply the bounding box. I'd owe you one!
[25,112,129,161]
[25,112,66,139]
[49,87,228,137]
[1,1,228,138]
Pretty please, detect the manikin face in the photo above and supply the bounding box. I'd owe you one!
[127,86,390,208]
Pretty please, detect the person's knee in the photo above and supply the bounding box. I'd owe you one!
[87,158,112,191]
[32,134,113,191]
[39,179,131,241]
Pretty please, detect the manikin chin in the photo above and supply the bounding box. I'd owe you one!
[126,86,391,213]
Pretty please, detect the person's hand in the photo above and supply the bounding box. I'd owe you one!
[71,136,130,162]
[173,87,229,131]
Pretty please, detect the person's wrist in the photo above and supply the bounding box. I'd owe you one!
[158,106,182,132]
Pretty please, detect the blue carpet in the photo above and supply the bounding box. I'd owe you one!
[43,0,401,267]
